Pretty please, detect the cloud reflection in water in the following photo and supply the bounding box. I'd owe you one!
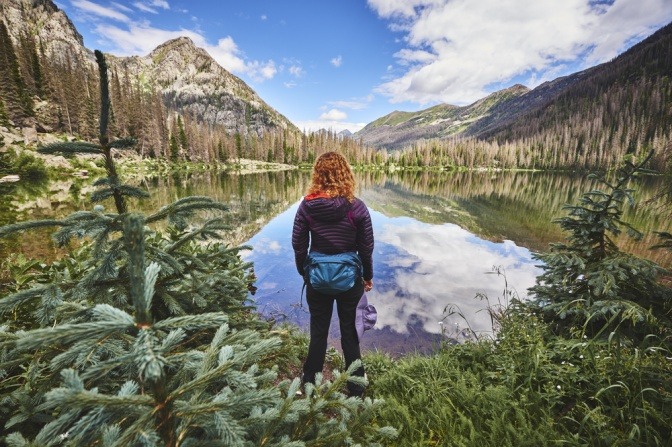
[244,203,542,353]
[372,217,542,340]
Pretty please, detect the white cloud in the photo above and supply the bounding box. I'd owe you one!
[133,2,159,14]
[150,0,169,9]
[295,119,366,134]
[133,1,170,14]
[373,221,541,336]
[206,36,248,73]
[90,21,275,80]
[95,23,202,54]
[71,0,276,80]
[246,59,277,81]
[319,108,348,121]
[288,65,304,77]
[253,238,283,254]
[260,61,277,79]
[261,14,267,21]
[110,2,133,13]
[330,55,343,67]
[71,0,130,22]
[329,94,374,110]
[368,0,672,105]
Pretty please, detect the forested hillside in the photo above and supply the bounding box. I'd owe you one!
[0,0,378,165]
[360,22,672,171]
[481,21,672,171]
[2,0,671,171]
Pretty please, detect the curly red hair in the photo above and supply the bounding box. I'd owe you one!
[308,151,355,201]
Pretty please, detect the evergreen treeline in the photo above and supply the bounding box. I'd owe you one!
[386,23,672,171]
[484,22,672,172]
[2,12,672,171]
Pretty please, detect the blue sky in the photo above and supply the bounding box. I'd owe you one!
[57,0,672,133]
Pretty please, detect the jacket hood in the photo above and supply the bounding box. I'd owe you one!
[303,195,352,223]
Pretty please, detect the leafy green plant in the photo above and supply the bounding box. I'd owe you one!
[0,149,48,181]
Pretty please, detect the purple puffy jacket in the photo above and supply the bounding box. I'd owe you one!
[291,195,374,281]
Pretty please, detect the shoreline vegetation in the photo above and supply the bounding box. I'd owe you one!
[3,129,650,186]
[2,60,672,443]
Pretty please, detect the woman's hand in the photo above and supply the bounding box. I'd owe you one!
[363,279,373,292]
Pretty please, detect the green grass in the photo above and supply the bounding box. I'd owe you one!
[364,307,672,446]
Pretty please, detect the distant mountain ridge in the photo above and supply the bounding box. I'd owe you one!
[355,70,601,149]
[357,22,672,159]
[356,85,529,148]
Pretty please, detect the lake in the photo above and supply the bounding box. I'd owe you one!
[3,169,671,355]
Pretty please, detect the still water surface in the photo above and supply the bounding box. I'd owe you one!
[239,170,671,355]
[4,169,671,355]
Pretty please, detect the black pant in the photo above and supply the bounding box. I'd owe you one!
[303,280,365,395]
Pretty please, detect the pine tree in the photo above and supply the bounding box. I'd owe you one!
[0,51,396,446]
[528,151,672,342]
[0,97,9,127]
[0,21,34,121]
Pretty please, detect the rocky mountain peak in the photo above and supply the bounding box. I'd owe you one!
[0,0,91,63]
[113,36,298,135]
[150,36,205,60]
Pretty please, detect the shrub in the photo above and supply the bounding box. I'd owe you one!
[528,152,672,343]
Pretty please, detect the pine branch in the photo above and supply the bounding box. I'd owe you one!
[169,336,281,400]
[37,141,103,156]
[153,313,230,332]
[0,285,57,317]
[95,50,110,145]
[109,137,137,150]
[15,307,135,351]
[134,328,166,382]
[166,219,231,253]
[145,197,230,225]
[124,214,150,324]
[92,185,150,203]
[0,220,66,238]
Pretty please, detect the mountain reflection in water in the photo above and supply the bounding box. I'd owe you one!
[242,170,672,356]
[4,169,670,355]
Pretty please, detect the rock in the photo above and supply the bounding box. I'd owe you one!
[0,174,21,183]
[23,127,38,144]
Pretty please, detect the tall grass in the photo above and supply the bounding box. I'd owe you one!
[366,305,672,446]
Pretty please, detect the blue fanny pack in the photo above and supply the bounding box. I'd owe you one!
[304,251,363,295]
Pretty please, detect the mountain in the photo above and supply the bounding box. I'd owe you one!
[111,37,298,136]
[0,0,92,64]
[479,22,672,143]
[356,85,529,149]
[357,22,672,168]
[0,0,301,163]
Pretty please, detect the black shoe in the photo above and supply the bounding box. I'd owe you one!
[301,373,315,386]
[347,384,365,398]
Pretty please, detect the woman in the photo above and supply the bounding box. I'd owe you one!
[291,151,374,397]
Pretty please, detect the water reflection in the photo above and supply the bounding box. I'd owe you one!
[3,169,671,354]
[242,170,672,355]
[243,199,542,356]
